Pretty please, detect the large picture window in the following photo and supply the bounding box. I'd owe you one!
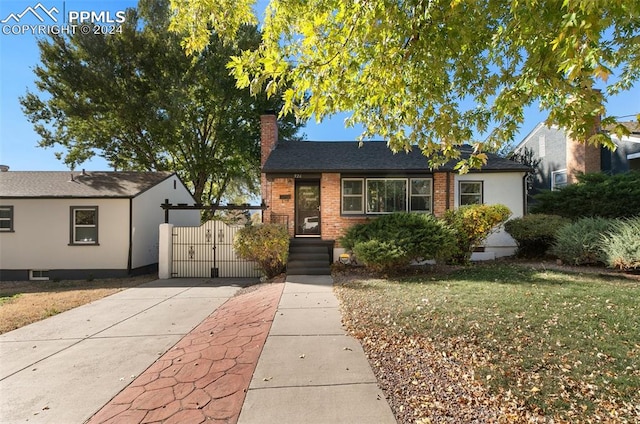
[367,179,407,213]
[459,181,483,205]
[71,206,98,245]
[0,206,13,232]
[341,177,433,215]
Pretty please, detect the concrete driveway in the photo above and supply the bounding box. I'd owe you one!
[0,278,254,424]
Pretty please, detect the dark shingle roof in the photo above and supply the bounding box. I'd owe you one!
[0,171,175,198]
[263,141,530,173]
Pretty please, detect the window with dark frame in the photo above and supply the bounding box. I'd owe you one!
[71,206,98,244]
[459,181,483,205]
[341,178,364,214]
[0,206,13,232]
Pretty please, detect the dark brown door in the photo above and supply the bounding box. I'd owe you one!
[295,181,320,236]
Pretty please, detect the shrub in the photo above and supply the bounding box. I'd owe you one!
[352,240,407,273]
[233,223,289,278]
[550,217,616,265]
[504,214,571,258]
[340,212,457,267]
[442,204,512,263]
[601,217,640,270]
[532,171,640,219]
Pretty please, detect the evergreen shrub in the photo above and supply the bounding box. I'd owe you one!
[504,214,571,258]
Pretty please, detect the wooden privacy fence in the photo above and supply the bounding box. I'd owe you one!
[170,220,261,278]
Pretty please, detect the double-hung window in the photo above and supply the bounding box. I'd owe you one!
[409,179,432,213]
[71,206,98,244]
[0,206,13,232]
[459,181,483,205]
[341,179,364,214]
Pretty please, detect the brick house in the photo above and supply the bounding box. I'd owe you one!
[260,114,530,265]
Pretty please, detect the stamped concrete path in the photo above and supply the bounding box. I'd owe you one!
[0,275,396,424]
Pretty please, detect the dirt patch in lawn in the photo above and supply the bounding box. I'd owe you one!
[0,275,156,334]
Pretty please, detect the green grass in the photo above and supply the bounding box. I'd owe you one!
[337,263,640,421]
[0,293,21,306]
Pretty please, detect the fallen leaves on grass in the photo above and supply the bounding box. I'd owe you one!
[334,265,640,423]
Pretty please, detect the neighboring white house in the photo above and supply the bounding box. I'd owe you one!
[0,170,199,280]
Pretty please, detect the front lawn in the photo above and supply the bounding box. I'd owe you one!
[335,263,640,423]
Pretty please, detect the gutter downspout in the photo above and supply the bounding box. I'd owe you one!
[523,173,529,215]
[127,197,133,275]
[445,171,451,212]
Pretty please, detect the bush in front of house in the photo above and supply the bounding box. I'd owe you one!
[234,223,289,278]
[531,171,640,219]
[442,204,512,264]
[340,212,457,270]
[504,214,571,258]
[352,240,408,273]
[601,216,640,271]
[549,217,616,265]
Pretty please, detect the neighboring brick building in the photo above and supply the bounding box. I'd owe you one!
[260,113,530,261]
[514,120,640,193]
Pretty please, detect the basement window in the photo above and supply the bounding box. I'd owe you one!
[30,270,50,281]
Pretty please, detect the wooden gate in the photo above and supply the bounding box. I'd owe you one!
[171,220,261,278]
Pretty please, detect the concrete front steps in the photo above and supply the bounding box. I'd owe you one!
[287,239,334,275]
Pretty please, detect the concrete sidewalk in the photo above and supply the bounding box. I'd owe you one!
[238,275,396,424]
[0,278,252,423]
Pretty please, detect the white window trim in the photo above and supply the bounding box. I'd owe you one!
[341,177,434,215]
[459,181,484,206]
[551,169,568,191]
[30,270,50,281]
[409,178,433,213]
[341,178,365,214]
[71,206,99,245]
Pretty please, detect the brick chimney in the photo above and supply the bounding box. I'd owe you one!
[260,112,278,215]
[260,112,278,167]
[566,114,601,184]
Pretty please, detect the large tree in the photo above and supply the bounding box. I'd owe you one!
[21,0,302,205]
[169,0,639,170]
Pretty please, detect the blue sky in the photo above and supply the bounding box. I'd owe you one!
[1,0,638,171]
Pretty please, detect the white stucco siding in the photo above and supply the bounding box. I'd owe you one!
[0,198,129,270]
[455,172,526,257]
[131,174,199,269]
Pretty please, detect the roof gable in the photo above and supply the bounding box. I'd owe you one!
[263,141,530,173]
[0,171,175,198]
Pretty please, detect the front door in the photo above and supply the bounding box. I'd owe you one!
[295,181,321,236]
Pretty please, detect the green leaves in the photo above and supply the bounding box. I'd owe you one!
[170,0,639,170]
[21,0,302,206]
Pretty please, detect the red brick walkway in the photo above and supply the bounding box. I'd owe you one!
[87,282,284,424]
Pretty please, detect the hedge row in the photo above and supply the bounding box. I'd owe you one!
[504,215,640,270]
